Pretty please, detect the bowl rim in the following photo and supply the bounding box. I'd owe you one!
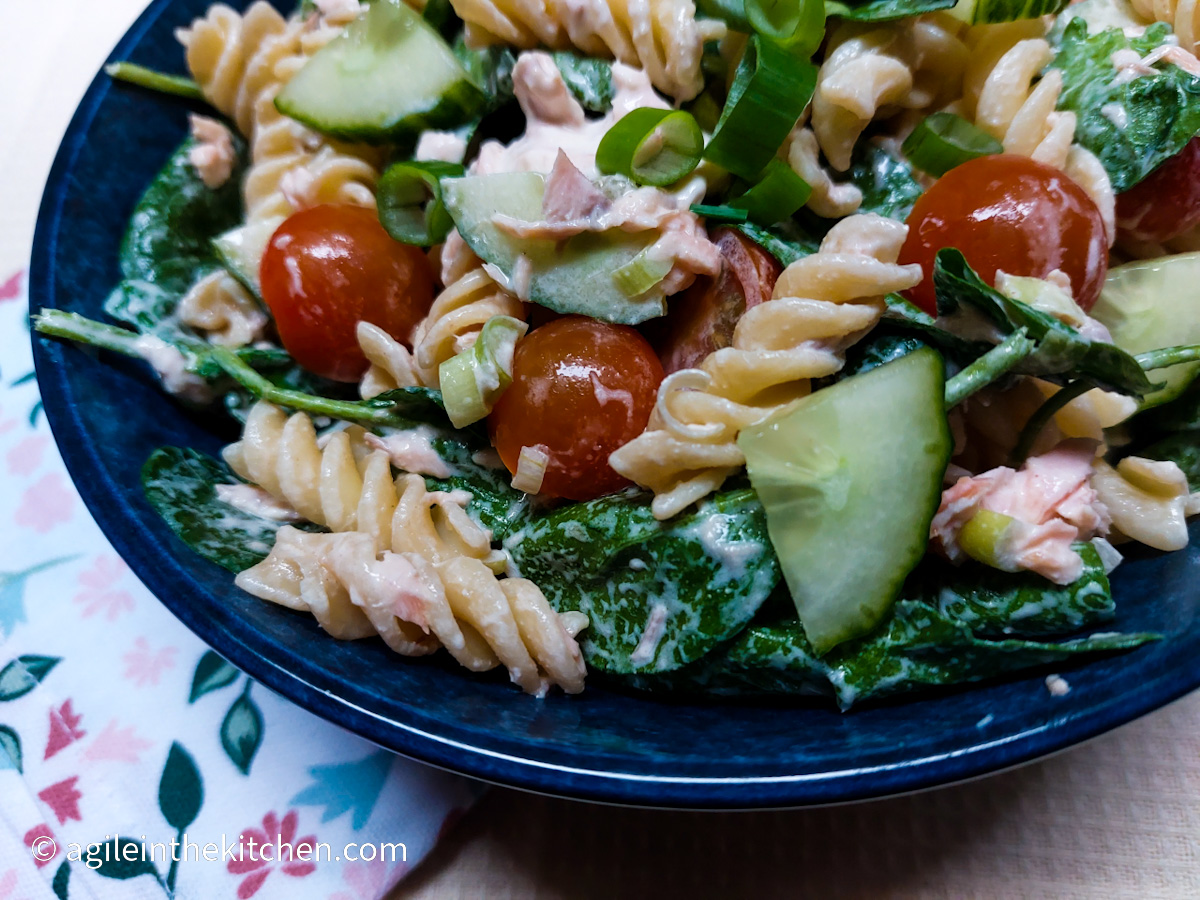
[28,0,1200,810]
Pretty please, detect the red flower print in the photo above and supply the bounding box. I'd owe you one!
[45,700,86,759]
[228,810,318,899]
[38,777,82,824]
[6,435,48,477]
[73,555,136,621]
[0,270,23,303]
[83,719,152,764]
[22,826,55,870]
[15,473,74,533]
[121,637,177,687]
[0,867,18,897]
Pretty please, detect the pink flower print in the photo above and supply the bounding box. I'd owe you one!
[45,700,86,760]
[122,638,177,687]
[83,719,152,765]
[329,857,407,900]
[15,473,74,534]
[228,810,318,899]
[0,270,23,303]
[0,868,17,898]
[38,777,82,824]
[73,555,136,621]
[6,436,48,477]
[23,826,55,870]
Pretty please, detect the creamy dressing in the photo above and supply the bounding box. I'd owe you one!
[628,602,669,666]
[415,130,469,164]
[364,426,454,478]
[1100,102,1129,130]
[215,483,304,522]
[132,335,214,404]
[1045,674,1071,697]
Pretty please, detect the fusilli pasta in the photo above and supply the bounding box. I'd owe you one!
[812,14,969,171]
[1130,0,1200,54]
[177,270,268,348]
[447,0,724,100]
[1092,456,1198,551]
[226,402,588,693]
[784,119,864,219]
[609,213,923,519]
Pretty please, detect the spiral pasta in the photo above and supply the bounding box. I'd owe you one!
[1130,0,1200,54]
[812,14,969,171]
[962,31,1116,242]
[609,214,924,519]
[177,270,268,348]
[226,401,587,693]
[784,120,864,219]
[448,0,724,100]
[1092,456,1198,551]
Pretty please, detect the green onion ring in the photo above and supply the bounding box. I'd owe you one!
[596,108,704,187]
[901,112,1004,178]
[728,159,813,224]
[745,0,826,56]
[376,160,464,246]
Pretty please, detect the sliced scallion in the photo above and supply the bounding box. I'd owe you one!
[612,247,674,298]
[728,159,812,224]
[901,112,1003,178]
[745,0,825,56]
[438,315,528,427]
[703,36,817,181]
[596,108,703,187]
[376,160,463,246]
[690,204,750,224]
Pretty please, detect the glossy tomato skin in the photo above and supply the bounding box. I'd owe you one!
[899,155,1109,314]
[1116,137,1200,243]
[260,204,435,382]
[490,316,664,501]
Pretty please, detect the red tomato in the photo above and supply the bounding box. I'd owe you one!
[1117,137,1200,243]
[655,228,782,374]
[490,316,664,501]
[898,155,1109,314]
[260,204,435,382]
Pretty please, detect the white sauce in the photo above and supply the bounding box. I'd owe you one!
[215,483,304,522]
[416,130,468,164]
[629,602,669,666]
[1100,102,1129,130]
[1045,674,1071,697]
[132,335,214,404]
[364,426,453,478]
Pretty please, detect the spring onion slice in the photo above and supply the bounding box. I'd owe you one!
[745,0,826,56]
[728,159,812,224]
[703,37,817,181]
[901,112,1003,178]
[376,160,464,246]
[438,315,528,427]
[612,247,674,298]
[596,108,703,187]
[690,204,750,224]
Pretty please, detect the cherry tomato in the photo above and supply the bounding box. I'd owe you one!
[898,155,1109,315]
[490,316,664,501]
[260,204,435,382]
[1117,137,1200,243]
[655,228,782,374]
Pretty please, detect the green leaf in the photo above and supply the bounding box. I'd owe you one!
[0,656,59,701]
[158,742,204,831]
[842,141,924,220]
[506,488,780,673]
[83,837,159,881]
[142,446,317,573]
[426,434,531,541]
[734,219,821,266]
[221,688,263,775]
[552,52,615,113]
[0,725,21,772]
[189,651,240,703]
[1050,20,1200,191]
[825,0,954,20]
[934,249,1155,396]
[52,861,70,900]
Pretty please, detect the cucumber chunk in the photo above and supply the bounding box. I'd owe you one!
[442,173,668,324]
[1091,253,1200,408]
[739,348,952,655]
[275,0,484,143]
[212,216,283,297]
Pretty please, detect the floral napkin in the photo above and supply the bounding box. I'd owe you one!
[0,271,478,899]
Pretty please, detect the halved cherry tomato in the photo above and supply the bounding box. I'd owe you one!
[899,155,1109,314]
[490,316,664,501]
[1117,137,1200,243]
[260,204,435,382]
[655,228,783,374]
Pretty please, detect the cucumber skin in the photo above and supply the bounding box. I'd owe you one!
[275,83,485,144]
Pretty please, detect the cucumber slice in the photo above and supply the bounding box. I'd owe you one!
[1091,253,1200,409]
[950,0,1069,24]
[441,173,668,325]
[275,0,485,143]
[738,348,952,655]
[212,216,284,297]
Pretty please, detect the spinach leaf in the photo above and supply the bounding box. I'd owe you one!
[1050,20,1200,191]
[142,447,318,572]
[552,52,615,114]
[934,249,1155,396]
[735,220,821,265]
[825,0,956,20]
[843,141,924,220]
[425,437,531,541]
[505,488,781,674]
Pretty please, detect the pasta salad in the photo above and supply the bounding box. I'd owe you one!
[34,0,1200,706]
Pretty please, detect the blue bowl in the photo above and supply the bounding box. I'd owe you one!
[30,0,1200,809]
